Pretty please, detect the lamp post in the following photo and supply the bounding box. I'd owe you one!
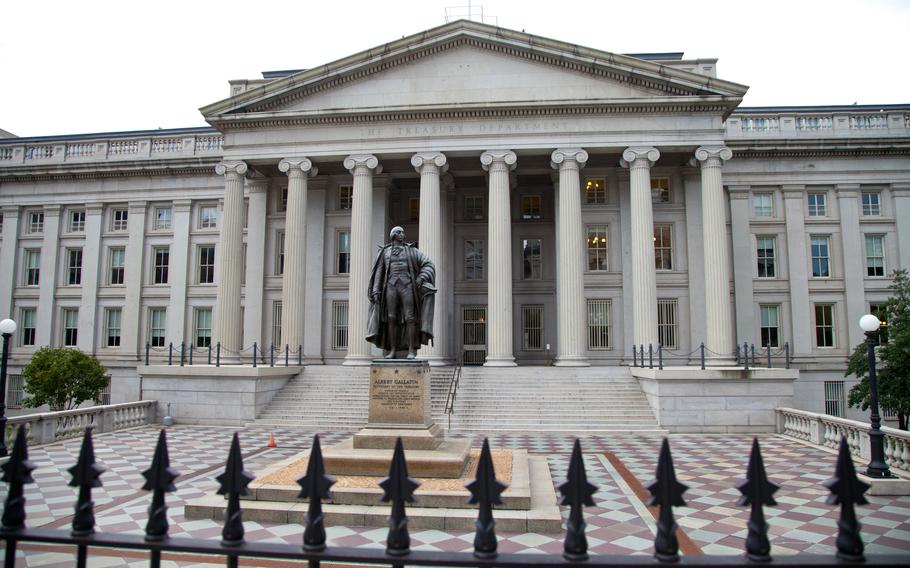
[0,318,16,458]
[859,313,893,478]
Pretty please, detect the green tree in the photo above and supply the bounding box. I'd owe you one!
[23,347,110,411]
[845,269,910,430]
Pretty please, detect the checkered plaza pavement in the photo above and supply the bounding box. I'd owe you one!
[1,425,908,566]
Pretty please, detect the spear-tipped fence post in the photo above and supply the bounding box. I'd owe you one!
[825,436,870,561]
[658,344,664,370]
[467,438,506,559]
[179,342,185,367]
[269,343,275,367]
[380,437,419,557]
[700,342,706,370]
[559,438,598,561]
[648,344,654,369]
[141,429,179,550]
[208,343,212,365]
[145,342,150,366]
[217,432,254,552]
[743,342,750,371]
[633,345,638,367]
[216,342,221,367]
[298,435,335,552]
[736,438,779,562]
[646,438,688,562]
[252,342,257,367]
[1,425,36,566]
[168,342,173,365]
[285,344,289,367]
[767,344,772,369]
[785,342,790,369]
[298,344,302,366]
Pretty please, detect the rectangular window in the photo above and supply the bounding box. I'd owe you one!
[95,378,111,405]
[870,303,889,345]
[149,308,166,348]
[272,301,283,348]
[520,195,542,220]
[865,235,885,277]
[338,185,353,211]
[824,380,846,417]
[195,308,212,348]
[862,192,881,216]
[332,300,349,350]
[522,305,544,350]
[811,236,830,277]
[807,193,827,216]
[69,209,86,232]
[66,248,83,285]
[756,237,776,278]
[270,231,284,275]
[654,224,673,270]
[28,210,44,234]
[657,299,679,349]
[199,206,217,229]
[20,308,36,346]
[760,305,780,348]
[63,308,79,346]
[465,240,485,280]
[815,304,835,347]
[522,238,542,280]
[464,195,484,220]
[153,246,170,284]
[409,197,420,222]
[154,207,172,230]
[587,226,608,271]
[279,187,288,212]
[111,208,128,231]
[753,193,773,217]
[6,374,23,409]
[24,249,40,286]
[109,247,125,285]
[586,299,612,350]
[337,230,350,274]
[105,308,122,347]
[584,177,606,205]
[196,245,215,284]
[652,177,670,203]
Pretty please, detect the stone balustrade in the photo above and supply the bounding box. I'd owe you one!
[4,400,157,447]
[727,108,910,139]
[776,407,910,475]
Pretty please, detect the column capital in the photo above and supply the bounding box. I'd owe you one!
[694,146,733,165]
[550,148,588,170]
[343,154,381,174]
[480,150,517,171]
[215,160,248,177]
[411,152,448,173]
[279,157,317,177]
[620,147,659,169]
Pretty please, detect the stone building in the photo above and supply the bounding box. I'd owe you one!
[1,20,908,421]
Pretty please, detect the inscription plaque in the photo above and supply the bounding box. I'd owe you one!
[367,361,432,427]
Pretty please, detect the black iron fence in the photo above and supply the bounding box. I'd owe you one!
[2,425,906,567]
[631,342,791,370]
[145,342,304,368]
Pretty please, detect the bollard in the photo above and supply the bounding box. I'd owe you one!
[298,344,302,366]
[767,344,772,369]
[270,344,275,367]
[743,342,750,371]
[285,344,289,367]
[168,342,173,366]
[751,344,756,368]
[179,342,185,367]
[188,345,193,365]
[216,342,221,367]
[700,342,706,370]
[145,342,150,366]
[658,344,663,370]
[785,342,790,369]
[648,344,654,369]
[208,343,212,365]
[735,343,740,365]
[633,345,638,367]
[252,342,257,367]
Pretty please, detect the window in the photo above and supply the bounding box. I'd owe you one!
[24,249,40,286]
[20,308,36,346]
[272,301,283,347]
[811,236,830,277]
[862,192,881,216]
[278,187,288,212]
[522,239,542,280]
[657,299,679,349]
[332,301,349,350]
[654,224,673,270]
[195,308,212,348]
[522,305,544,350]
[807,193,827,217]
[465,240,485,280]
[6,374,23,409]
[584,178,606,205]
[154,207,172,230]
[652,177,670,203]
[63,308,79,346]
[27,210,44,234]
[824,380,846,417]
[760,305,780,348]
[105,308,122,347]
[109,247,125,285]
[865,235,885,277]
[464,196,483,220]
[95,378,111,406]
[111,208,128,231]
[869,303,889,345]
[339,185,353,210]
[198,245,215,284]
[275,231,285,276]
[337,231,350,274]
[69,209,86,232]
[587,226,608,271]
[756,237,776,278]
[520,195,542,220]
[815,304,835,347]
[66,248,83,285]
[409,197,420,222]
[753,193,773,217]
[153,246,170,284]
[149,308,166,348]
[586,299,611,350]
[199,206,217,229]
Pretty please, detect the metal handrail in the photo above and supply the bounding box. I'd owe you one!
[444,357,462,429]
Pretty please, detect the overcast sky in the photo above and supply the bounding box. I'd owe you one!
[2,0,908,138]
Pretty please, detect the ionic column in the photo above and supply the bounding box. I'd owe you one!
[695,146,735,359]
[481,150,517,366]
[213,160,248,357]
[76,204,104,354]
[243,177,269,349]
[620,147,659,348]
[551,148,589,366]
[343,154,381,365]
[278,158,317,353]
[412,152,447,364]
[121,201,146,355]
[36,206,61,347]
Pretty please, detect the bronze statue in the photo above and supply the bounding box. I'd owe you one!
[367,226,436,359]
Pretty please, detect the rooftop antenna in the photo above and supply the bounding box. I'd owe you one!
[445,2,498,26]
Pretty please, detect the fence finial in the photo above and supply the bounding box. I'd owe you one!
[141,429,179,542]
[646,438,688,562]
[379,437,419,556]
[824,436,870,561]
[466,437,506,559]
[297,434,335,551]
[1,424,36,532]
[69,428,104,537]
[559,438,598,561]
[216,432,254,546]
[736,437,778,561]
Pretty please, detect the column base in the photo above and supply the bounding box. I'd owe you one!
[483,356,517,367]
[342,355,373,366]
[553,356,590,367]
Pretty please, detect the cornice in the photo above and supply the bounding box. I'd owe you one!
[0,158,221,183]
[725,139,910,159]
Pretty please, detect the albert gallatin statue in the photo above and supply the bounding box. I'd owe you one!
[367,226,436,359]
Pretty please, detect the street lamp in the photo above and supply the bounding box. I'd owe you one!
[859,313,894,478]
[0,318,16,458]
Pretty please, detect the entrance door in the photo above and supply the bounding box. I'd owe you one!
[462,306,487,365]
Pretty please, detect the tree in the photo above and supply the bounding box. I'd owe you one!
[845,269,910,430]
[23,347,110,411]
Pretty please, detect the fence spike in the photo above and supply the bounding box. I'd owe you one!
[68,428,105,537]
[216,432,254,546]
[466,438,507,559]
[297,434,335,552]
[141,429,179,542]
[824,436,870,561]
[379,437,419,556]
[1,425,36,532]
[645,438,688,562]
[735,438,778,562]
[558,438,598,561]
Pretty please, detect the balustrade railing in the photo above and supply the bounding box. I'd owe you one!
[728,107,909,139]
[151,137,183,153]
[850,114,888,129]
[796,115,832,131]
[4,400,156,447]
[65,142,96,158]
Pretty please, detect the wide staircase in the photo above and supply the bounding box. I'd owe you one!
[251,365,661,433]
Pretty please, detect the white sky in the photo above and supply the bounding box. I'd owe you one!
[2,0,908,138]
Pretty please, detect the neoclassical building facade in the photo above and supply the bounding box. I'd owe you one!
[1,20,909,417]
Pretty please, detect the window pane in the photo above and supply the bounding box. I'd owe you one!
[150,308,166,347]
[587,226,608,271]
[756,237,776,278]
[522,305,544,350]
[195,308,212,347]
[584,178,606,205]
[465,240,484,280]
[332,301,349,350]
[522,239,542,280]
[587,299,611,350]
[657,299,678,349]
[865,235,885,277]
[811,237,830,277]
[654,224,673,270]
[337,231,350,274]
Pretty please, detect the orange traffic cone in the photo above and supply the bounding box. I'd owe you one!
[268,432,276,448]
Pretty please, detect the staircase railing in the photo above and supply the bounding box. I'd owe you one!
[444,357,462,429]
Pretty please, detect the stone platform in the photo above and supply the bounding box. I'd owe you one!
[323,436,471,478]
